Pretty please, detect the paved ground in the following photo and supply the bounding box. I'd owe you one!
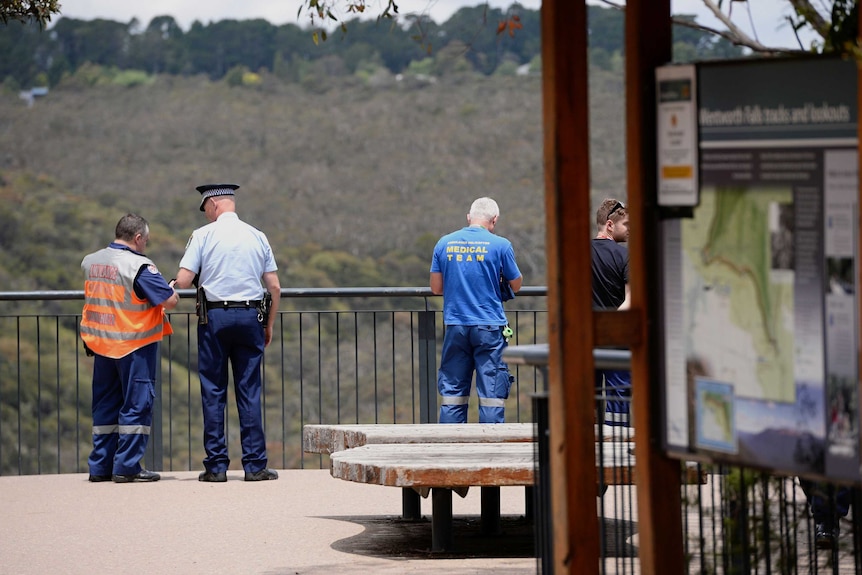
[0,469,540,575]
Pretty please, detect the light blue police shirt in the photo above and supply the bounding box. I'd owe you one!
[179,212,277,301]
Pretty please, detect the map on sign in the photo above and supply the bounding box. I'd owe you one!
[681,186,796,403]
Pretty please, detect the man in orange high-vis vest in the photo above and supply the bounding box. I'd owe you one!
[80,213,178,483]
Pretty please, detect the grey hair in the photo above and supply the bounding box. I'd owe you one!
[114,213,149,242]
[469,197,500,222]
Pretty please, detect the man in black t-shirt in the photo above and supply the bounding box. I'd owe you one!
[592,198,630,310]
[591,198,631,427]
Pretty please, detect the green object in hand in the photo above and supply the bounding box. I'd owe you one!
[502,325,513,339]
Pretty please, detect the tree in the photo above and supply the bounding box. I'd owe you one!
[296,0,859,56]
[0,0,59,26]
[697,0,857,53]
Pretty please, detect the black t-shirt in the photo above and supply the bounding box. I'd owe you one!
[591,238,629,309]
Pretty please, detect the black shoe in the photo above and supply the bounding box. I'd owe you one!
[112,469,161,483]
[815,522,837,550]
[199,470,227,483]
[88,474,112,483]
[244,468,278,482]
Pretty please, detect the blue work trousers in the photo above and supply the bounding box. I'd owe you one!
[437,325,513,424]
[88,342,158,476]
[198,307,268,474]
[596,369,631,427]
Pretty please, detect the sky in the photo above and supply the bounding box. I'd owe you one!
[55,0,815,50]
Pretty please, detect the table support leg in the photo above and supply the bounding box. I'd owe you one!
[432,487,454,552]
[481,486,502,535]
[402,487,422,520]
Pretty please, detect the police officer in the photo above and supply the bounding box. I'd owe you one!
[173,184,281,482]
[80,213,178,483]
[430,197,522,423]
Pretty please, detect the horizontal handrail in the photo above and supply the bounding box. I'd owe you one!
[0,286,549,301]
[504,343,631,371]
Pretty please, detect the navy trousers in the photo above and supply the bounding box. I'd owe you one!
[88,342,158,476]
[198,307,268,474]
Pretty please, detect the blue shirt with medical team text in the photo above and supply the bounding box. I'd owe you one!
[430,226,520,326]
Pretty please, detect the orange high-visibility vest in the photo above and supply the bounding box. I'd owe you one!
[80,247,173,359]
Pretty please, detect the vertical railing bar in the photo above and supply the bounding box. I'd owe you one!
[697,469,707,575]
[295,311,309,470]
[167,316,173,471]
[742,470,752,574]
[512,309,520,421]
[335,312,341,424]
[762,475,770,575]
[55,316,60,473]
[74,317,80,472]
[781,477,799,575]
[279,312,287,469]
[410,312,416,423]
[17,317,22,474]
[318,313,323,428]
[296,311,308,436]
[373,312,379,423]
[37,317,42,474]
[390,311,396,423]
[353,311,359,424]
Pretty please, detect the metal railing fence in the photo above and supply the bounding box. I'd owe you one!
[0,287,548,476]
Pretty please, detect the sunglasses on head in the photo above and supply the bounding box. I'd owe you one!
[608,201,625,218]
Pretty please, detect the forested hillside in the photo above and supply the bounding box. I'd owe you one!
[0,64,632,293]
[0,3,743,294]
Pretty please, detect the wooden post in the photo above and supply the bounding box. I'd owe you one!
[541,0,601,573]
[624,1,686,574]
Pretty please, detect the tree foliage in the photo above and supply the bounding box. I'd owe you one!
[0,0,58,26]
[0,4,745,89]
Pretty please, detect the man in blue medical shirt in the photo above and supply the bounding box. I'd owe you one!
[430,197,522,424]
[173,184,281,482]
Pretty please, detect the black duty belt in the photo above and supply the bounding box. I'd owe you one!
[208,300,261,308]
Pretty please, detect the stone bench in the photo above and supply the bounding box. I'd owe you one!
[302,422,536,454]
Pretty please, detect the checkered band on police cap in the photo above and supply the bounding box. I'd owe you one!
[196,183,239,211]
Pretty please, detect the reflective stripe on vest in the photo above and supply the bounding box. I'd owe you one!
[81,248,172,359]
